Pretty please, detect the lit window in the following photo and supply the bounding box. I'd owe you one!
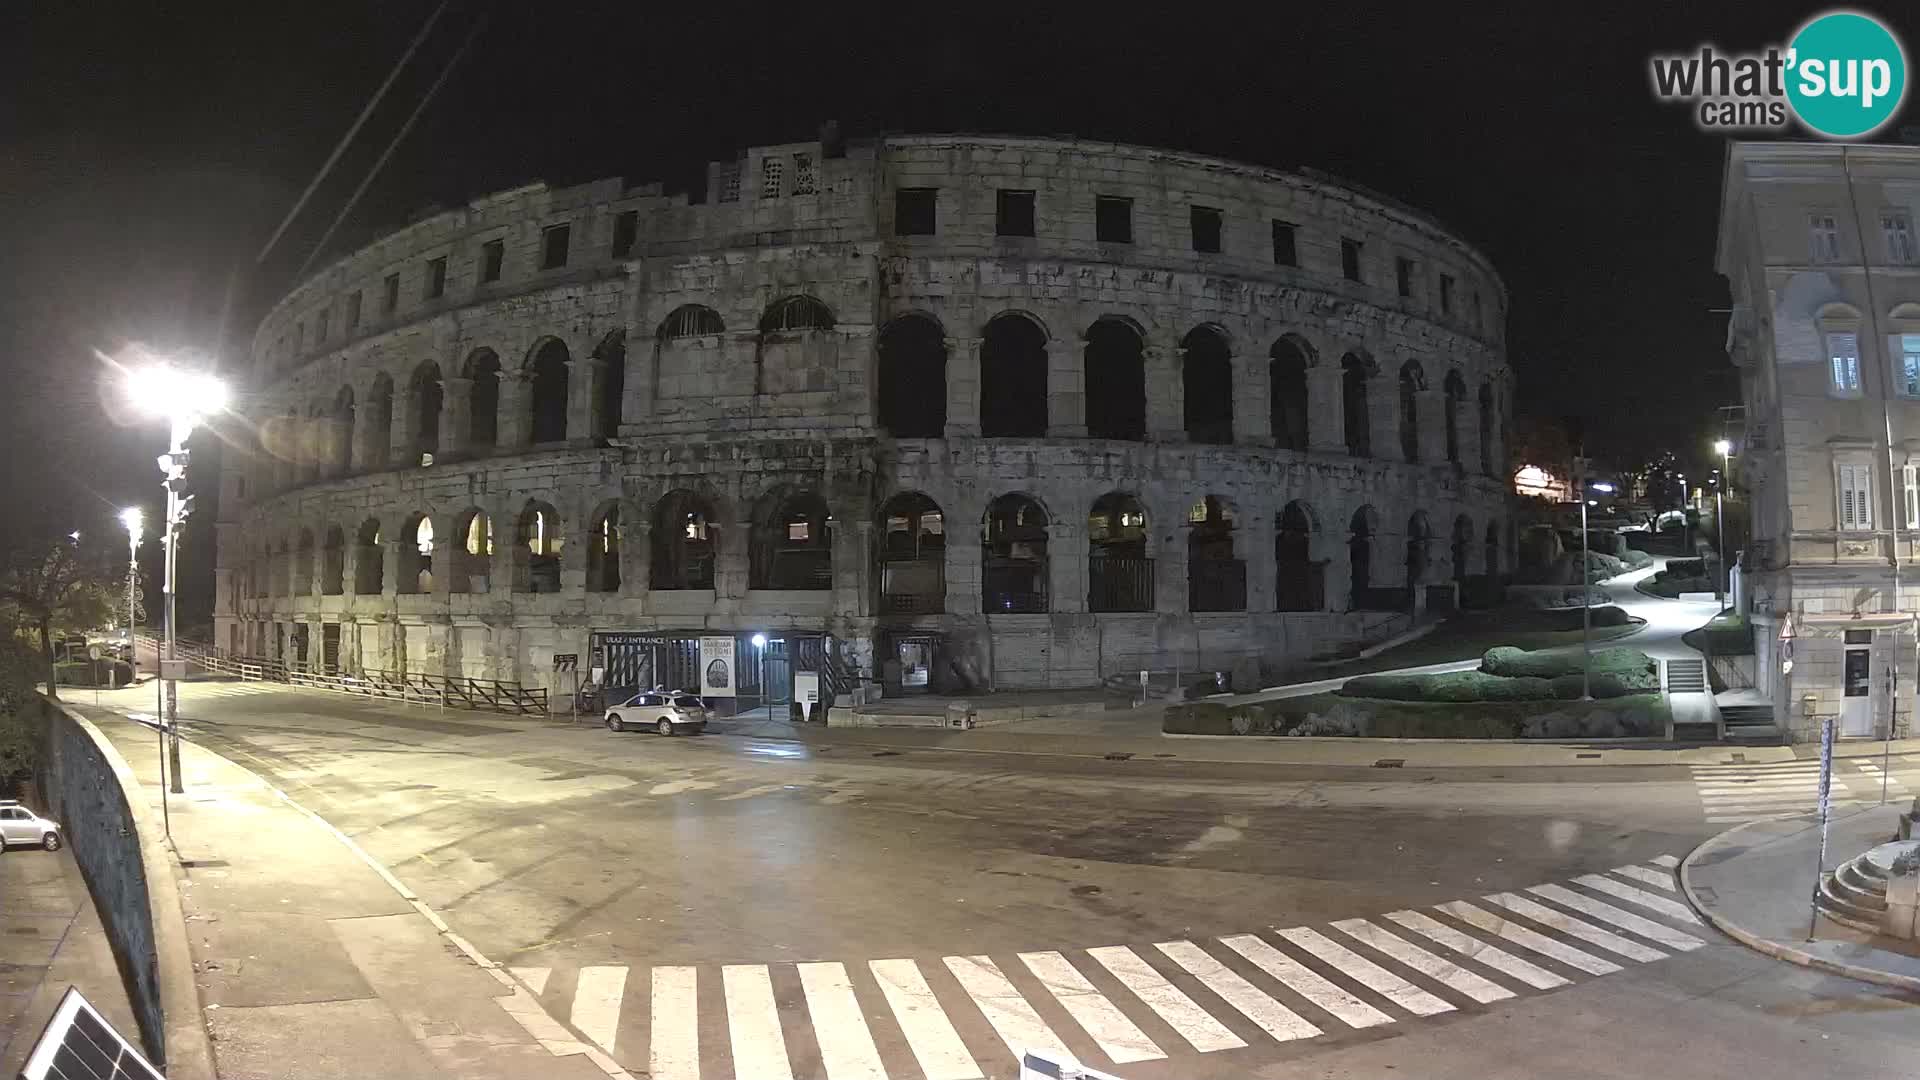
[415,517,435,555]
[1810,214,1842,263]
[787,522,810,541]
[1828,331,1862,394]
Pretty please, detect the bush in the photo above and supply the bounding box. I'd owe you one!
[1163,692,1670,740]
[53,659,133,688]
[1481,644,1651,679]
[1666,557,1706,577]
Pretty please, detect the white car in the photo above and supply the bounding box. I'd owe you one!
[0,801,61,851]
[606,691,708,735]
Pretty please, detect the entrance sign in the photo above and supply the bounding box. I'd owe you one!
[699,635,736,697]
[553,653,578,670]
[795,671,820,721]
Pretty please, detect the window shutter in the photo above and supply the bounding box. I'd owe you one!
[1841,466,1856,528]
[1906,464,1918,528]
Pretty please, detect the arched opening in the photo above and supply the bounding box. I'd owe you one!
[1452,514,1474,583]
[1406,511,1432,590]
[1187,495,1245,612]
[464,349,501,452]
[527,339,570,444]
[302,404,324,485]
[1342,353,1372,457]
[410,362,443,463]
[983,494,1049,613]
[1088,492,1151,612]
[1269,337,1310,451]
[270,538,288,597]
[659,304,726,340]
[587,503,622,593]
[1485,520,1502,577]
[1478,381,1495,476]
[1182,327,1233,444]
[1084,317,1146,441]
[594,331,626,441]
[321,526,345,595]
[980,313,1048,437]
[1398,361,1424,462]
[1276,501,1323,611]
[652,491,719,590]
[329,387,355,476]
[759,295,835,334]
[1349,506,1377,607]
[354,519,383,595]
[293,529,315,597]
[753,491,833,590]
[398,514,433,594]
[451,509,492,593]
[1444,371,1465,465]
[364,374,393,468]
[876,315,947,438]
[877,492,945,613]
[514,502,563,593]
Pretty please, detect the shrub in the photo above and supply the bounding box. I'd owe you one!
[1666,557,1706,577]
[1342,670,1556,702]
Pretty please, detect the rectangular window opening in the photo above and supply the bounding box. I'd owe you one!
[1096,195,1133,244]
[480,239,504,283]
[894,188,937,236]
[761,157,784,199]
[1341,238,1363,282]
[1810,213,1842,263]
[1884,211,1917,265]
[1902,333,1920,397]
[383,272,400,314]
[611,211,638,258]
[792,153,816,196]
[1190,206,1222,253]
[1440,274,1455,315]
[1839,462,1874,531]
[346,291,362,331]
[1395,257,1414,298]
[425,257,447,299]
[1828,331,1861,394]
[996,189,1036,237]
[1271,220,1296,266]
[541,224,571,270]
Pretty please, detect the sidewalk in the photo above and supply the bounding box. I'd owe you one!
[0,845,140,1076]
[1681,805,1920,991]
[72,706,617,1080]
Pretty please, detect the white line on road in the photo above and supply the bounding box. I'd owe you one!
[571,966,626,1053]
[1018,951,1165,1063]
[1648,854,1681,868]
[797,962,887,1080]
[1383,910,1569,990]
[1483,893,1667,962]
[1154,940,1322,1043]
[1329,919,1514,1004]
[1437,902,1621,976]
[1219,934,1394,1028]
[1085,946,1245,1053]
[1526,884,1704,951]
[724,964,795,1080]
[945,955,1066,1062]
[1573,874,1703,924]
[1274,927,1453,1016]
[868,959,982,1080]
[650,967,700,1080]
[511,966,551,995]
[1610,865,1678,891]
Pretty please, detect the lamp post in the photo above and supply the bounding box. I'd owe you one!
[1582,481,1616,701]
[126,364,229,796]
[1713,439,1732,611]
[118,508,143,663]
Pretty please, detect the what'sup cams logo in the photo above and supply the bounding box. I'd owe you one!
[1650,10,1907,138]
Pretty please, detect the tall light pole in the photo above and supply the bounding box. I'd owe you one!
[127,364,229,796]
[1713,439,1732,610]
[118,508,143,663]
[1582,481,1616,701]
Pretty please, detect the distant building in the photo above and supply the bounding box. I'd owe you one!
[1717,140,1920,743]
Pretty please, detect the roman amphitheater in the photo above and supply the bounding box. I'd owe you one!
[215,132,1512,711]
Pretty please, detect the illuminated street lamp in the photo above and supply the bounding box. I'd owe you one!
[117,508,142,656]
[1582,481,1617,701]
[1713,439,1732,608]
[126,363,230,795]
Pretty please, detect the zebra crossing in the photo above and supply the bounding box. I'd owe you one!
[507,856,1704,1079]
[1691,755,1919,823]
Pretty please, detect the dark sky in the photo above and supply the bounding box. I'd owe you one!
[2,0,1914,547]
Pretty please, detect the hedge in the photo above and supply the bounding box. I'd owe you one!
[1165,692,1669,739]
[1481,644,1654,682]
[53,659,134,688]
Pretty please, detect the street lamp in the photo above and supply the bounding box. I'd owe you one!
[1582,481,1617,701]
[118,508,143,654]
[1713,439,1732,609]
[126,363,229,795]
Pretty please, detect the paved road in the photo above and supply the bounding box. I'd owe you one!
[92,680,1920,1079]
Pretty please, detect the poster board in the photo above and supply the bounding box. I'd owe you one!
[794,671,820,721]
[699,635,736,697]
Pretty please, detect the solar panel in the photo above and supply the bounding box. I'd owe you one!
[16,988,164,1080]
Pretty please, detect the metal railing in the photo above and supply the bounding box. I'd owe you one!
[1187,557,1247,612]
[1089,555,1154,613]
[134,634,547,716]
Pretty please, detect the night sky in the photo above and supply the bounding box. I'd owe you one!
[2,1,1914,602]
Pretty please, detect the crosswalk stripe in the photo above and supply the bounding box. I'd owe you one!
[1437,901,1621,975]
[1610,866,1677,891]
[1572,874,1703,924]
[1329,919,1514,1004]
[1696,781,1820,792]
[723,964,795,1080]
[797,962,888,1080]
[1482,893,1666,963]
[1274,927,1453,1017]
[1526,885,1705,951]
[1648,854,1680,868]
[1018,951,1165,1063]
[1154,940,1322,1042]
[1383,910,1569,990]
[1218,934,1394,1029]
[571,965,626,1053]
[510,966,550,995]
[868,959,983,1080]
[944,955,1067,1061]
[1084,946,1245,1053]
[651,967,700,1080]
[1698,790,1820,802]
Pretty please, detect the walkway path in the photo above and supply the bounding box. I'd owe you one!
[0,843,139,1076]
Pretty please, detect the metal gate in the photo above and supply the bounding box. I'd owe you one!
[322,624,341,673]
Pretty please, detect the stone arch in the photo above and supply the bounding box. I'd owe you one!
[364,373,394,468]
[1187,494,1245,612]
[586,499,623,593]
[1443,369,1466,465]
[1398,359,1426,463]
[1088,491,1151,612]
[652,489,721,590]
[877,491,946,614]
[513,500,564,593]
[293,527,315,597]
[526,338,570,445]
[398,512,434,594]
[301,402,325,484]
[321,524,346,595]
[759,295,836,334]
[594,330,627,441]
[657,304,726,340]
[354,518,384,595]
[1085,316,1146,441]
[1342,352,1374,457]
[329,385,355,476]
[1182,325,1234,444]
[1269,335,1312,452]
[409,361,443,461]
[1348,504,1379,603]
[980,311,1049,437]
[751,488,833,591]
[1406,510,1433,588]
[1276,500,1323,611]
[877,314,947,438]
[464,348,501,452]
[451,507,492,593]
[982,492,1049,613]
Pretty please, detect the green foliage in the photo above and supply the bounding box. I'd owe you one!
[0,640,42,781]
[1164,692,1671,740]
[1481,644,1653,682]
[52,659,133,687]
[1344,671,1558,701]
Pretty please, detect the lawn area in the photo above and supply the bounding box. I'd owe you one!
[1318,607,1643,678]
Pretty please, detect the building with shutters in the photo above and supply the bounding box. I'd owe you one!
[213,133,1512,709]
[1717,140,1920,743]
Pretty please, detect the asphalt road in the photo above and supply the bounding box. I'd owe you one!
[91,680,1920,1080]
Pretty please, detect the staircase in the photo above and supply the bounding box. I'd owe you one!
[1665,658,1707,692]
[1665,659,1716,741]
[1817,841,1919,933]
[1719,703,1783,745]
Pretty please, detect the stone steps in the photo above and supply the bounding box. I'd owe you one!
[1818,841,1920,933]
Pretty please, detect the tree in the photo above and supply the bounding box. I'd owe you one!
[0,532,120,700]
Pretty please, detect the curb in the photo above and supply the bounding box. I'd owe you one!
[1678,816,1920,994]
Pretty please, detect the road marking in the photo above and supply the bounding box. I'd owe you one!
[1382,910,1569,990]
[719,783,791,802]
[944,955,1066,1061]
[868,959,982,1080]
[1018,951,1165,1063]
[1437,901,1621,976]
[511,966,551,995]
[650,966,699,1080]
[1085,946,1245,1053]
[571,966,626,1053]
[1572,874,1703,924]
[1525,885,1704,951]
[1483,893,1666,962]
[1273,927,1453,1016]
[797,962,887,1080]
[1218,934,1394,1028]
[1648,854,1681,868]
[1609,865,1677,892]
[1154,940,1322,1042]
[723,964,794,1080]
[1329,919,1513,1004]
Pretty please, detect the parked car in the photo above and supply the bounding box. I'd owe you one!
[0,801,61,851]
[605,690,708,735]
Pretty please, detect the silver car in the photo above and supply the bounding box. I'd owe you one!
[0,801,61,851]
[606,691,708,735]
